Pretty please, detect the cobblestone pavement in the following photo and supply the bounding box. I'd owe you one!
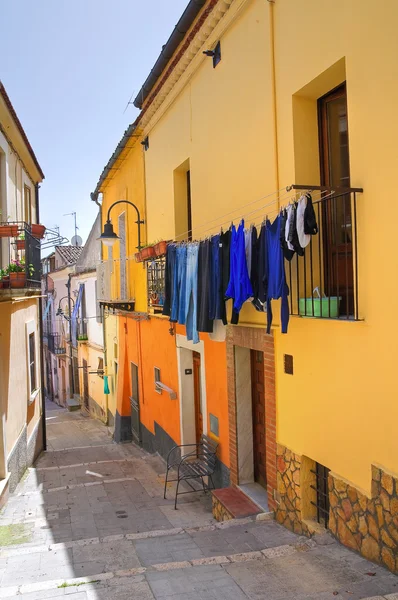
[0,401,397,599]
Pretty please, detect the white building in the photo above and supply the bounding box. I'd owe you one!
[0,81,45,503]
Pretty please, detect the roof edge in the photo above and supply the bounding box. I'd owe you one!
[0,81,45,180]
[133,0,207,109]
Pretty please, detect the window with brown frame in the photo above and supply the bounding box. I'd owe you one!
[24,185,32,224]
[318,83,353,316]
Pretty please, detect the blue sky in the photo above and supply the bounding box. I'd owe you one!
[0,0,187,243]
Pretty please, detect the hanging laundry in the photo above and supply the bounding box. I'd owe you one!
[296,195,311,249]
[304,193,318,235]
[249,225,258,292]
[185,243,200,344]
[244,227,252,275]
[162,244,176,317]
[266,215,289,334]
[288,203,305,257]
[285,205,295,251]
[171,245,187,324]
[280,209,295,261]
[197,239,213,333]
[219,228,240,325]
[226,220,253,313]
[209,234,222,321]
[252,222,267,312]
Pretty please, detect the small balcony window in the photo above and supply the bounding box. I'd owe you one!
[147,258,166,314]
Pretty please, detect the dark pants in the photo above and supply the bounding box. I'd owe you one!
[197,240,213,333]
[163,244,176,317]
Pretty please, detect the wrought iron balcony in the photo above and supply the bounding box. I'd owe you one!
[286,185,362,321]
[47,333,66,355]
[0,222,42,294]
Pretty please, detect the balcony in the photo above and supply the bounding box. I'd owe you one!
[286,185,362,321]
[0,222,43,299]
[96,259,136,312]
[47,333,67,355]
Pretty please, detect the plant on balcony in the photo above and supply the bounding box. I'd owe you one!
[135,251,143,263]
[6,258,34,288]
[16,232,25,251]
[140,243,156,261]
[0,268,8,289]
[30,224,46,239]
[154,239,168,257]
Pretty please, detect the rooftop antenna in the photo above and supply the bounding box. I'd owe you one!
[64,212,79,245]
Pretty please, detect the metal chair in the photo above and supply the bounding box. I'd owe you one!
[164,434,219,509]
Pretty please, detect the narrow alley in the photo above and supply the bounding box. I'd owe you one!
[0,402,397,600]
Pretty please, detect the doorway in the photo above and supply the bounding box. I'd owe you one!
[176,335,207,446]
[193,351,203,444]
[250,350,266,488]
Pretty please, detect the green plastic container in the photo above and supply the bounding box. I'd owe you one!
[299,296,341,318]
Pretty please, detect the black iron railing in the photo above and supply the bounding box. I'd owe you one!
[47,333,66,355]
[0,221,42,289]
[310,463,330,528]
[147,257,166,313]
[286,186,362,320]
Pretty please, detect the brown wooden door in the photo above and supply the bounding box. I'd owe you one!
[251,350,266,488]
[193,351,203,444]
[319,83,353,315]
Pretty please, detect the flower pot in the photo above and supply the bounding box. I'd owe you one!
[141,246,155,260]
[16,239,25,250]
[0,225,18,238]
[31,224,46,239]
[2,275,9,288]
[0,281,3,289]
[154,241,168,257]
[9,272,26,288]
[135,251,143,263]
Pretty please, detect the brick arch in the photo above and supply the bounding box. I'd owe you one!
[226,326,277,511]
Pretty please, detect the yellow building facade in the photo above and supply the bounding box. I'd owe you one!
[95,0,398,571]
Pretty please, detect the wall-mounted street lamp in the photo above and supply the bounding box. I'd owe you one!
[56,295,75,320]
[97,200,144,250]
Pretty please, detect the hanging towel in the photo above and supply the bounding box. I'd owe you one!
[266,215,290,334]
[285,206,295,251]
[296,195,311,248]
[103,375,110,395]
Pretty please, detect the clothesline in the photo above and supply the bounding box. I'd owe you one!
[162,191,320,344]
[172,188,332,243]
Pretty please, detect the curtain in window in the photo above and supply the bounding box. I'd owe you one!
[42,295,53,321]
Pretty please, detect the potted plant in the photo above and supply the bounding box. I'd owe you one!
[0,211,18,238]
[16,232,25,251]
[154,239,168,257]
[0,268,5,289]
[140,243,156,260]
[31,224,46,239]
[7,259,25,288]
[135,251,143,263]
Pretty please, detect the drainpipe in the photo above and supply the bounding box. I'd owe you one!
[36,183,46,450]
[267,0,280,207]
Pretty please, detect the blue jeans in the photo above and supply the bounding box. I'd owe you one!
[185,243,199,344]
[171,245,187,324]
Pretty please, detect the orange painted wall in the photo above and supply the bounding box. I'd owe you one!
[201,333,229,469]
[117,315,229,468]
